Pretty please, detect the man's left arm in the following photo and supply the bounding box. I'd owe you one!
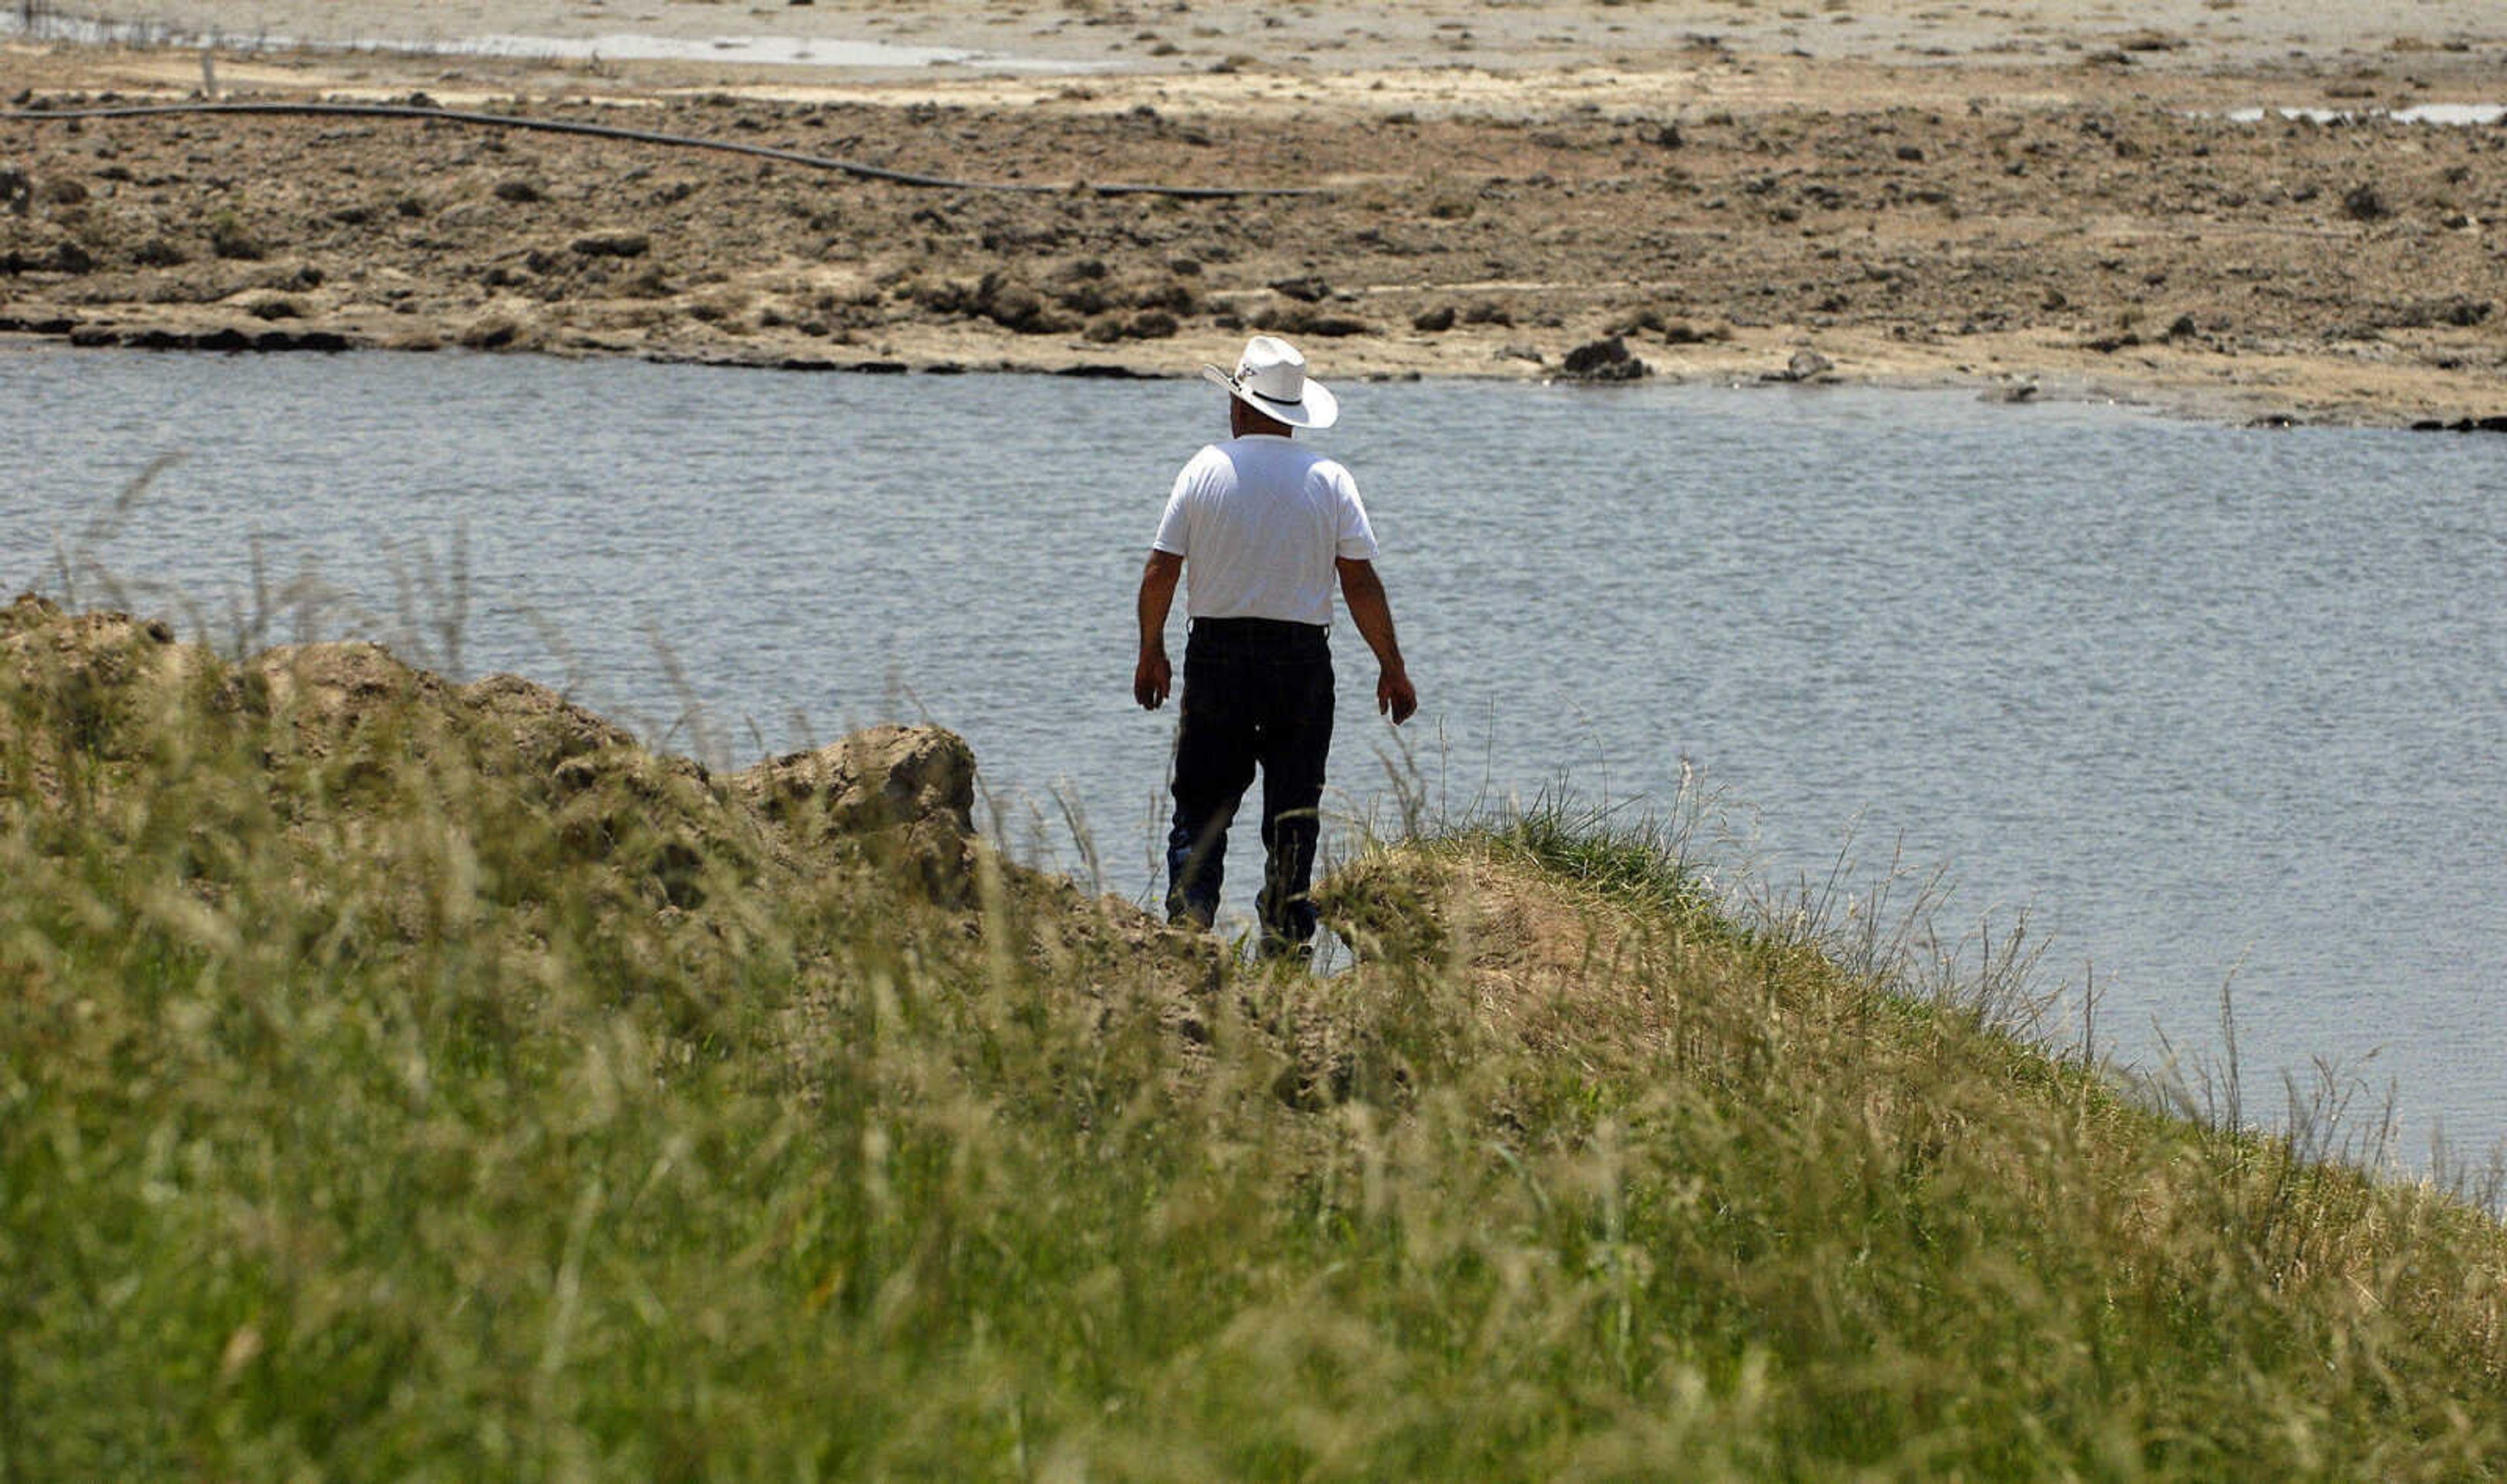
[1134,549,1184,709]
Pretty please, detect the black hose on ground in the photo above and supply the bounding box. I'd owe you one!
[0,99,1322,198]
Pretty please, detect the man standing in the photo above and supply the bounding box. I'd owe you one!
[1133,335,1418,955]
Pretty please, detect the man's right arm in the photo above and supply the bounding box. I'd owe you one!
[1336,557,1417,725]
[1135,548,1184,710]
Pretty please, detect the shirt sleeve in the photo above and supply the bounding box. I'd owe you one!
[1333,465,1380,561]
[1150,451,1201,556]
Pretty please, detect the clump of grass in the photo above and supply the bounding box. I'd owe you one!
[5,595,2506,1480]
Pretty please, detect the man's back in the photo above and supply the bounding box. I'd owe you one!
[1152,434,1376,629]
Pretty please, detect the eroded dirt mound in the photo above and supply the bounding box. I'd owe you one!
[0,593,981,917]
[0,594,1211,990]
[735,722,978,904]
[1,594,197,800]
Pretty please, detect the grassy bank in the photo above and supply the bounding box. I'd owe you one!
[5,593,2505,1480]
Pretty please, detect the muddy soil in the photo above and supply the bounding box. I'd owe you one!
[5,16,2505,426]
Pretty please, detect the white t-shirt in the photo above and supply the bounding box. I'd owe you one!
[1150,434,1380,628]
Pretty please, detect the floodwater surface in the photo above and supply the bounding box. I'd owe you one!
[0,11,1088,71]
[3,347,2502,1161]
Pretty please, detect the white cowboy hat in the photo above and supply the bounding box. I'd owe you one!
[1201,334,1339,430]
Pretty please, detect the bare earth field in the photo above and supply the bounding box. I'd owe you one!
[4,0,2505,425]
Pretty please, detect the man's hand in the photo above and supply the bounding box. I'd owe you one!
[1378,666,1417,725]
[1135,649,1172,710]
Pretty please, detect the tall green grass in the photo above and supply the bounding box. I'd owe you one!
[5,599,2505,1480]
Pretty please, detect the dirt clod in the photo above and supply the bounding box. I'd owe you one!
[571,228,651,258]
[1560,336,1648,381]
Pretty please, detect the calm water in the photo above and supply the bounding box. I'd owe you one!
[4,347,2502,1161]
[0,11,1092,71]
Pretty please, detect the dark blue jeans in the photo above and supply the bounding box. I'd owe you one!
[1166,618,1334,947]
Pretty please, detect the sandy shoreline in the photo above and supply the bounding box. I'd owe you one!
[5,2,2504,426]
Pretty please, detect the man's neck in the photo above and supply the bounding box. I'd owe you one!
[1231,405,1295,439]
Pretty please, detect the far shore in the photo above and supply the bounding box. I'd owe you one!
[5,1,2504,427]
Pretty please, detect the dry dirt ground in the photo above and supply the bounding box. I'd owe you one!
[4,0,2506,426]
